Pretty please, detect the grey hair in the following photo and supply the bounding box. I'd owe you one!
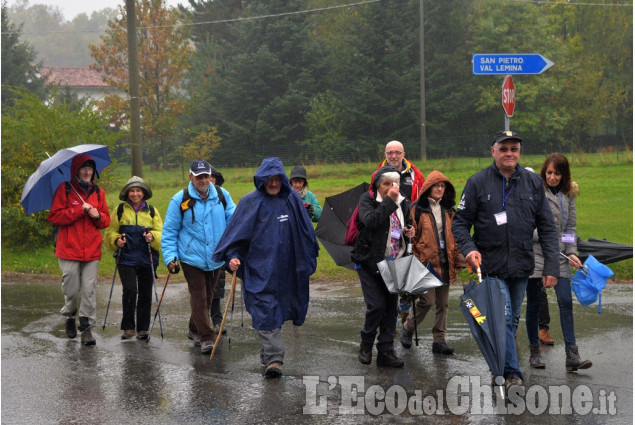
[378,171,400,185]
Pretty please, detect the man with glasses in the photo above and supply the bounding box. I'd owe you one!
[377,140,425,203]
[161,159,236,354]
[452,131,559,390]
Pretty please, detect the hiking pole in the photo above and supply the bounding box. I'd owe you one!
[146,234,163,339]
[145,228,163,338]
[210,271,238,361]
[148,258,178,343]
[103,246,122,330]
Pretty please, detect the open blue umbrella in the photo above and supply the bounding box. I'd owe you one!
[571,254,614,314]
[20,144,111,215]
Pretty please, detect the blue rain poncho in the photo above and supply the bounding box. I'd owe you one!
[213,157,319,330]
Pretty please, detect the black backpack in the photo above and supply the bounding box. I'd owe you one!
[180,185,226,223]
[116,202,155,222]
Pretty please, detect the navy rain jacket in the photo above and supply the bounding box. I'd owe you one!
[213,157,319,331]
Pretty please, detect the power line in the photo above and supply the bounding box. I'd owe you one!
[504,0,632,6]
[2,0,381,36]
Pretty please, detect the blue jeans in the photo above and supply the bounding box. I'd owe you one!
[491,277,528,380]
[526,277,576,346]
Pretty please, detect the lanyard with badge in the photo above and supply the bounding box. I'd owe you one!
[494,178,515,226]
[558,191,575,243]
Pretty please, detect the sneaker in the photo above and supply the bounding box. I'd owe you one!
[400,325,413,349]
[136,331,149,340]
[213,324,227,336]
[188,331,201,346]
[121,329,136,340]
[505,374,523,390]
[377,350,404,368]
[200,340,214,354]
[65,317,77,339]
[81,329,96,346]
[264,362,282,379]
[432,341,455,355]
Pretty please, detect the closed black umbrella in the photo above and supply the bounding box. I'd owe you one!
[315,182,370,269]
[577,237,633,264]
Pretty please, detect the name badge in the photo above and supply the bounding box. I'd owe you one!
[391,228,401,239]
[439,240,445,249]
[494,211,507,226]
[561,233,575,243]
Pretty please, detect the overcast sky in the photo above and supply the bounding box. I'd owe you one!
[8,0,185,21]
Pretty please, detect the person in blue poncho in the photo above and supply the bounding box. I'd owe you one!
[213,157,319,378]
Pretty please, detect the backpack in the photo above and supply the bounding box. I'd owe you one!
[180,185,226,223]
[52,182,101,248]
[344,205,361,246]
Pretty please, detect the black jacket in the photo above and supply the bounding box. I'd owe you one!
[452,162,559,278]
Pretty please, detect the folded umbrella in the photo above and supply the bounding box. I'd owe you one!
[459,261,507,399]
[576,236,633,265]
[20,144,111,215]
[377,255,444,296]
[571,254,614,314]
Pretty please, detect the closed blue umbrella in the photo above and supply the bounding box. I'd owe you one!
[459,264,507,398]
[20,144,111,215]
[572,254,614,314]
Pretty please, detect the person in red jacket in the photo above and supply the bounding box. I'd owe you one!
[48,153,110,346]
[375,140,425,203]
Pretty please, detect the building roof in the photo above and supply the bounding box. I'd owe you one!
[40,66,110,88]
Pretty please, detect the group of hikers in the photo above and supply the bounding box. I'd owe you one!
[48,130,592,385]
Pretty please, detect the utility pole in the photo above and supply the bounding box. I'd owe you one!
[126,0,143,177]
[419,0,427,161]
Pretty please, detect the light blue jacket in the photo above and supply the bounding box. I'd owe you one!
[161,182,235,271]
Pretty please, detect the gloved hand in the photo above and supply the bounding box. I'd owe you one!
[305,204,314,218]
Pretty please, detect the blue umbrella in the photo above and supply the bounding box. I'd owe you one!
[20,144,111,215]
[571,254,614,314]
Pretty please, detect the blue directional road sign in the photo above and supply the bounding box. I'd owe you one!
[472,53,554,75]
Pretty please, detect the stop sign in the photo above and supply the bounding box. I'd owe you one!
[501,75,515,117]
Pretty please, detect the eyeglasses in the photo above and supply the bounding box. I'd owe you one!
[385,151,404,156]
[496,146,520,153]
[433,183,446,189]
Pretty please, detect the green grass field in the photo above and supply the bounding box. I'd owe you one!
[2,152,632,282]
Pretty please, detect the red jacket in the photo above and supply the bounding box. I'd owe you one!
[48,154,110,261]
[375,158,425,203]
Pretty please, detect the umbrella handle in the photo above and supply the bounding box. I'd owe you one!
[467,258,482,283]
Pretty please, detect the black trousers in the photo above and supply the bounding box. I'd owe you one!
[358,267,398,352]
[118,265,153,332]
[538,287,551,330]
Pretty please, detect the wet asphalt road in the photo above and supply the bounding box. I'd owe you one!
[1,275,633,424]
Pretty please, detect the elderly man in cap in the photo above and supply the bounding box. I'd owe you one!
[452,131,559,389]
[161,159,236,354]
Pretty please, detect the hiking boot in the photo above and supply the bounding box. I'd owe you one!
[529,344,546,369]
[539,329,555,346]
[188,331,201,346]
[400,325,413,349]
[358,343,372,365]
[65,317,77,339]
[377,350,404,368]
[264,362,282,379]
[432,341,455,355]
[200,340,214,354]
[565,345,592,372]
[136,331,149,340]
[121,329,136,340]
[81,329,96,346]
[504,374,523,390]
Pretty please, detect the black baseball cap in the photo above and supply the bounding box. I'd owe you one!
[492,130,522,145]
[189,159,212,176]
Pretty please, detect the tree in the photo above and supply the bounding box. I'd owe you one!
[90,0,192,169]
[1,2,46,107]
[1,89,119,247]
